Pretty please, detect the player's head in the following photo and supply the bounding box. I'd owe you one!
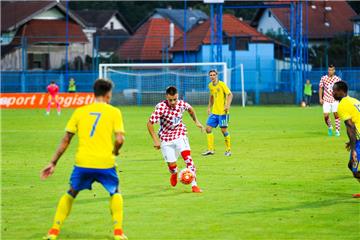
[209,69,218,82]
[306,79,310,84]
[333,81,348,101]
[165,86,178,108]
[51,81,55,84]
[328,64,335,77]
[93,78,113,103]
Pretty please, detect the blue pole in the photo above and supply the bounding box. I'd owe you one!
[290,2,294,94]
[210,4,214,62]
[216,4,223,62]
[65,0,69,83]
[183,0,187,63]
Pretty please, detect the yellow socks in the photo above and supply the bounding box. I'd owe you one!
[224,135,231,151]
[207,132,214,151]
[51,193,74,231]
[110,193,124,230]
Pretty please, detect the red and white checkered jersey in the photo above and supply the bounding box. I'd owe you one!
[319,75,341,103]
[149,100,192,142]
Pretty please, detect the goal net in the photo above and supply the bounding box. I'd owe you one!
[99,62,233,106]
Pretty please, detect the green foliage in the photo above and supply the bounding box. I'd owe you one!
[2,106,359,239]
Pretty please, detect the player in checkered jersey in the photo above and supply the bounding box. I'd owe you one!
[147,86,205,193]
[319,64,342,136]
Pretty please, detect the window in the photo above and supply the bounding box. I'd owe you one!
[268,10,272,18]
[110,22,114,30]
[228,37,250,51]
[27,53,49,70]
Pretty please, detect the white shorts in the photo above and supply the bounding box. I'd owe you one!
[160,136,191,163]
[323,101,339,113]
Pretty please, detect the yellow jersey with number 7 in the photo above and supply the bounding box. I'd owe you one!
[208,80,231,115]
[337,96,360,138]
[65,102,124,169]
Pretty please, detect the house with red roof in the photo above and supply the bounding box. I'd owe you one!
[170,14,278,94]
[116,17,182,62]
[251,1,357,45]
[1,1,88,70]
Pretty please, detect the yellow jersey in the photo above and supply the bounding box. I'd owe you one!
[66,102,124,169]
[208,80,231,115]
[337,96,360,138]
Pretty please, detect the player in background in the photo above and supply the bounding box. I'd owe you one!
[332,81,360,198]
[202,70,233,157]
[46,81,61,115]
[319,64,341,136]
[41,79,127,240]
[147,86,204,193]
[68,78,76,93]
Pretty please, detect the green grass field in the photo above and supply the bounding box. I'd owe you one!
[1,106,359,240]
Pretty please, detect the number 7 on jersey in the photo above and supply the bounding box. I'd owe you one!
[90,112,101,137]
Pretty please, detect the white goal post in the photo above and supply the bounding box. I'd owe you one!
[99,62,245,107]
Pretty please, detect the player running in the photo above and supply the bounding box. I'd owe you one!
[41,79,128,240]
[332,81,360,198]
[147,86,204,193]
[46,81,61,115]
[202,69,233,156]
[319,64,342,136]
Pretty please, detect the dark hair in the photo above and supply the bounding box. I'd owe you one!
[166,86,177,95]
[334,81,348,93]
[208,69,218,75]
[93,79,113,97]
[328,64,335,69]
[51,81,55,84]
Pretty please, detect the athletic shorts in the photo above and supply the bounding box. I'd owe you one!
[207,114,229,128]
[349,140,360,174]
[69,166,119,195]
[161,136,190,163]
[323,101,338,113]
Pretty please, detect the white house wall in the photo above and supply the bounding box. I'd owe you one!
[103,15,127,32]
[257,9,285,35]
[1,48,22,70]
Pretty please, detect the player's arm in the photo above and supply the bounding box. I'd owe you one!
[40,131,74,180]
[147,121,160,149]
[224,92,233,113]
[188,107,205,132]
[207,94,214,115]
[345,119,358,160]
[113,132,125,156]
[318,79,324,104]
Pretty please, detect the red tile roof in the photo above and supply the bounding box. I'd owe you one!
[269,1,356,39]
[11,19,88,45]
[171,14,272,52]
[116,18,182,61]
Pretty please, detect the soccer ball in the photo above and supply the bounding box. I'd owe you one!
[301,101,306,108]
[179,168,194,185]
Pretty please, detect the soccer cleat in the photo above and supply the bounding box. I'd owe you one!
[114,229,128,240]
[46,112,50,115]
[352,193,360,198]
[224,151,232,157]
[43,229,59,240]
[57,111,61,116]
[335,130,340,137]
[192,185,203,193]
[170,172,178,187]
[328,127,333,136]
[202,150,214,156]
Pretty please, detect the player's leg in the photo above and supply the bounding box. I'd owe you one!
[350,141,360,198]
[46,95,52,115]
[332,102,340,136]
[96,168,127,240]
[219,114,231,156]
[202,114,217,155]
[44,188,78,240]
[178,137,202,193]
[161,142,178,186]
[55,95,61,115]
[44,167,93,239]
[323,102,333,136]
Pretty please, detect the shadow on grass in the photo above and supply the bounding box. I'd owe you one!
[29,231,113,239]
[225,195,358,215]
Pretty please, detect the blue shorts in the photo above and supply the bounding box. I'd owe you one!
[206,114,229,128]
[349,140,360,173]
[69,166,119,195]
